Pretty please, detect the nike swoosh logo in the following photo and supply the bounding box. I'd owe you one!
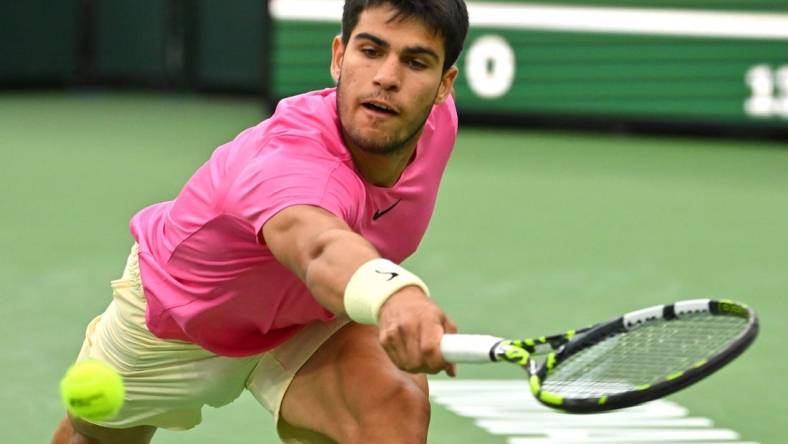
[372,199,401,221]
[375,270,399,281]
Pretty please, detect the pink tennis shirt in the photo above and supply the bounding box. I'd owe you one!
[130,88,458,357]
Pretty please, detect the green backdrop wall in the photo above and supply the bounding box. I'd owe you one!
[0,1,81,84]
[270,0,788,128]
[1,0,269,92]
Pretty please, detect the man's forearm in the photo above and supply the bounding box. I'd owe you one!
[303,228,380,316]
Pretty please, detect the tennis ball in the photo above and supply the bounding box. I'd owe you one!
[60,359,125,421]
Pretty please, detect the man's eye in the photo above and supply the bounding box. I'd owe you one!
[361,48,379,57]
[408,60,427,70]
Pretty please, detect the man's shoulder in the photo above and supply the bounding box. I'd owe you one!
[427,94,458,130]
[244,89,354,181]
[273,88,338,124]
[416,94,458,154]
[260,88,343,151]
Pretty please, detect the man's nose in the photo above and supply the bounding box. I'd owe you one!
[372,55,402,92]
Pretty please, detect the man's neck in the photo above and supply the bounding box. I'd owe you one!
[348,143,417,187]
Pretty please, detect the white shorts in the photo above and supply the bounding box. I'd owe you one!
[76,244,347,443]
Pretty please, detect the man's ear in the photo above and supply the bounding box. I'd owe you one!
[330,35,345,83]
[434,66,459,104]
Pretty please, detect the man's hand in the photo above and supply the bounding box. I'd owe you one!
[377,286,457,376]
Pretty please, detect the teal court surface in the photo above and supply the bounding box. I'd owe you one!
[1,93,785,443]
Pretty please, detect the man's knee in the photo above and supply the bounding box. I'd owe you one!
[280,324,432,443]
[369,373,430,417]
[340,369,431,443]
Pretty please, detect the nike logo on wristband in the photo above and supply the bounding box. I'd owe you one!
[375,270,399,281]
[372,199,401,220]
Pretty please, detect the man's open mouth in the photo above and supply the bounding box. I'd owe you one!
[362,101,398,115]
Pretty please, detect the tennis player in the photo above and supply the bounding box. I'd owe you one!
[52,1,468,443]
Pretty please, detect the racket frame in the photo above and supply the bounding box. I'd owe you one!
[527,299,759,413]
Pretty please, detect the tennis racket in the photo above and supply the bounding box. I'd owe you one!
[440,299,758,413]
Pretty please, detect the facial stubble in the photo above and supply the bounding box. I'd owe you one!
[336,77,440,157]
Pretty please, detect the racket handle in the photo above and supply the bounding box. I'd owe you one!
[440,334,503,363]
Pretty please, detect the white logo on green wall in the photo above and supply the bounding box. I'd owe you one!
[465,35,516,99]
[745,65,788,119]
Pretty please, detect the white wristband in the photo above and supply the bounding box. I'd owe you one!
[343,258,430,325]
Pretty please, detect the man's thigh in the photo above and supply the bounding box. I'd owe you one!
[271,323,430,444]
[75,245,262,431]
[79,301,258,430]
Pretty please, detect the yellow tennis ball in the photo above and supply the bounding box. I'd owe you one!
[60,359,125,421]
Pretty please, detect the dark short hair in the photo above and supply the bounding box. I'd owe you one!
[341,0,469,72]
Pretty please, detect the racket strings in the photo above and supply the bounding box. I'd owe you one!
[542,313,748,398]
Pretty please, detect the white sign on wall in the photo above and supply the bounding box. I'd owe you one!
[745,64,788,119]
[465,35,516,99]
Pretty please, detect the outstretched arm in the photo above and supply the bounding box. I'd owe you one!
[262,204,456,374]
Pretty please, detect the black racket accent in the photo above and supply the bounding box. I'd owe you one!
[662,304,677,320]
[546,330,585,351]
[488,340,503,362]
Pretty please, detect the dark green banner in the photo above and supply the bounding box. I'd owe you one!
[270,0,788,127]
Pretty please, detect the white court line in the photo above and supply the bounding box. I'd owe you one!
[477,417,713,427]
[429,380,758,444]
[447,405,690,418]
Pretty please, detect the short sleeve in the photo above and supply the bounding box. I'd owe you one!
[223,137,364,235]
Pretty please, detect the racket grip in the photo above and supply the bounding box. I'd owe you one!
[440,334,503,363]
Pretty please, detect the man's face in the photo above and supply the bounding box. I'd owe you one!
[331,5,458,156]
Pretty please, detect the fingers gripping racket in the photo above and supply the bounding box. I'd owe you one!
[440,299,758,413]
